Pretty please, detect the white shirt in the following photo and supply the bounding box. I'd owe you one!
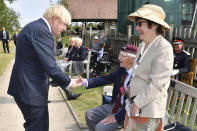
[121,67,133,105]
[3,30,6,39]
[42,17,51,33]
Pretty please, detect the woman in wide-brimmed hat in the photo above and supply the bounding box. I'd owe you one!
[124,4,174,131]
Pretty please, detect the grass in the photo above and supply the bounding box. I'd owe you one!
[0,41,15,77]
[69,86,103,127]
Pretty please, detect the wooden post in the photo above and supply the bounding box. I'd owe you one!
[127,25,132,40]
[169,24,174,41]
[104,21,110,35]
[82,22,86,46]
[89,26,92,48]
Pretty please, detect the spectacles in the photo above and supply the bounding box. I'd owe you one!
[136,20,147,27]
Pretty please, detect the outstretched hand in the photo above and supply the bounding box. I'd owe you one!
[70,76,85,89]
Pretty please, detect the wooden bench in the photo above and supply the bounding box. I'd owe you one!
[103,79,197,130]
[166,79,197,129]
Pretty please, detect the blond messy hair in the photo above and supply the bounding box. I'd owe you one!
[43,4,71,25]
[75,37,83,44]
[69,37,75,41]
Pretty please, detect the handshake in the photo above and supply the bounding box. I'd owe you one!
[69,76,87,90]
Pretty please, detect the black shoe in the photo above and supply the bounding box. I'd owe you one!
[67,93,81,100]
[63,88,81,100]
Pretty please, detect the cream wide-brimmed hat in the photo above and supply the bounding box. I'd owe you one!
[128,4,170,31]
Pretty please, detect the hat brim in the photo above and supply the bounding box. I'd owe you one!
[128,12,170,31]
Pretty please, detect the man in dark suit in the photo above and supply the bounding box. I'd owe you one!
[72,44,138,131]
[0,26,10,53]
[7,5,76,131]
[12,30,18,46]
[171,37,190,76]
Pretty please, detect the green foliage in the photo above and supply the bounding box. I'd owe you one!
[0,0,20,33]
[8,8,20,31]
[61,36,70,47]
[69,86,103,126]
[58,0,69,8]
[6,0,16,4]
[86,22,104,30]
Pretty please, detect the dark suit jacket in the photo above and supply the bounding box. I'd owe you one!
[8,18,71,106]
[56,40,63,49]
[68,45,87,61]
[65,45,75,59]
[12,33,18,45]
[0,30,9,41]
[87,67,128,125]
[174,51,190,74]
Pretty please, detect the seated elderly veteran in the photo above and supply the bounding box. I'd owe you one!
[72,44,137,131]
[91,36,101,51]
[171,37,190,76]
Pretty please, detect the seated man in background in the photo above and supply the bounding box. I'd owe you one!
[72,44,137,131]
[55,36,63,56]
[171,37,190,76]
[92,36,101,51]
[56,37,63,49]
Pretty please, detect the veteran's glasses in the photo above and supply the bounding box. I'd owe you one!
[136,20,147,27]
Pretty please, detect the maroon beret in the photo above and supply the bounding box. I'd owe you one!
[120,44,138,55]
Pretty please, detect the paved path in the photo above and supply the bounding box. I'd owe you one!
[0,60,81,131]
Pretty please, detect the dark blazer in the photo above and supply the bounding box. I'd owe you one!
[0,30,9,40]
[65,45,74,59]
[174,51,190,74]
[12,33,18,45]
[87,67,128,125]
[56,40,63,49]
[8,18,71,106]
[68,44,87,61]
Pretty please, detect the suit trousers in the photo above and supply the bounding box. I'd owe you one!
[2,39,9,53]
[14,98,49,131]
[85,103,122,131]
